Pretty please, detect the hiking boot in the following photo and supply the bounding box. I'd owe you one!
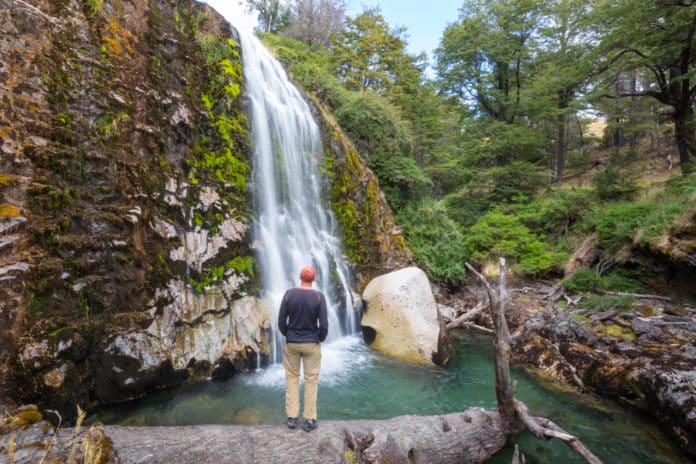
[287,417,298,429]
[303,419,317,432]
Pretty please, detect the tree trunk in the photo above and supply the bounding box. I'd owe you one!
[555,112,568,182]
[674,107,695,173]
[465,259,603,464]
[99,410,509,464]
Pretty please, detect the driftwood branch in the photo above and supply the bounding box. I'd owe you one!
[599,290,672,301]
[465,259,603,464]
[446,301,485,330]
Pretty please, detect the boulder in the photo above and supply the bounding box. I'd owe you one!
[360,267,450,365]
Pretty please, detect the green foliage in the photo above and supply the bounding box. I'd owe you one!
[188,256,255,294]
[578,294,635,312]
[436,0,539,123]
[464,211,565,275]
[396,199,468,283]
[563,267,644,294]
[590,202,653,253]
[592,165,638,200]
[504,188,594,236]
[82,0,103,16]
[331,8,421,99]
[336,91,429,206]
[188,36,249,198]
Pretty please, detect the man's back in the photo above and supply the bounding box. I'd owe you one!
[278,288,328,343]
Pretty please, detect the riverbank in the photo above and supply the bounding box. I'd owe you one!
[440,279,696,459]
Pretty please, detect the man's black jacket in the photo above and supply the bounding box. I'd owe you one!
[278,288,328,343]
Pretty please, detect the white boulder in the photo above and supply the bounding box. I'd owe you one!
[361,267,449,365]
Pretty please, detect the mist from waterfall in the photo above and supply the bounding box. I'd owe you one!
[205,2,358,363]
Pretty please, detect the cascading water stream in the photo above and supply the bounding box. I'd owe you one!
[207,2,357,364]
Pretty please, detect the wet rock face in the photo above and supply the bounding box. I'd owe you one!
[0,0,268,417]
[308,97,413,291]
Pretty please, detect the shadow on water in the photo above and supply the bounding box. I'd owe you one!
[89,333,691,463]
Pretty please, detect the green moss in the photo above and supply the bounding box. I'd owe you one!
[16,410,42,425]
[605,323,636,339]
[188,256,255,294]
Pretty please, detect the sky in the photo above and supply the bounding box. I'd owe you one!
[205,1,463,65]
[347,0,463,61]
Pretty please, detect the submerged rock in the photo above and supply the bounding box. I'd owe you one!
[361,267,450,365]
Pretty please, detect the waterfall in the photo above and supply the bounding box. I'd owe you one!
[206,2,357,363]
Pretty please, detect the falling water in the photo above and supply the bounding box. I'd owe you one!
[210,5,357,363]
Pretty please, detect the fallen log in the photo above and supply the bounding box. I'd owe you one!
[97,409,508,464]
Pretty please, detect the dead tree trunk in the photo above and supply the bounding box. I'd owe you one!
[465,259,603,464]
[100,410,509,464]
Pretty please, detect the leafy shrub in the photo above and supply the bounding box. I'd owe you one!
[487,161,548,203]
[563,267,644,294]
[443,189,493,227]
[336,91,430,206]
[593,165,638,200]
[589,202,655,254]
[504,188,594,236]
[396,199,468,284]
[464,211,565,275]
[578,294,635,312]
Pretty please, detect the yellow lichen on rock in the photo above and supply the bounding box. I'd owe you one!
[0,203,20,217]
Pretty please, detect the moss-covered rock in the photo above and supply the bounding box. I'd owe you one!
[0,0,264,418]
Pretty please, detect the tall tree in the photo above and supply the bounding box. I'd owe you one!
[435,0,540,124]
[284,0,347,47]
[534,0,595,181]
[331,8,421,99]
[245,0,287,33]
[595,0,696,173]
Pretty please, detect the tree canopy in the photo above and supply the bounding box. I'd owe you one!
[255,0,696,283]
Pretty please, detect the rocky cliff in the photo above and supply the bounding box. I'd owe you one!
[0,0,411,419]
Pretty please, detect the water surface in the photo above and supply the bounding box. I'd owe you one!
[90,334,690,463]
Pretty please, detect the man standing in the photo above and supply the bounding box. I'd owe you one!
[278,265,328,432]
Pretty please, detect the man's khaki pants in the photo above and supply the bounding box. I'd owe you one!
[283,342,322,420]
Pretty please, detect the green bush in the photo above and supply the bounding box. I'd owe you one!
[336,91,429,206]
[443,189,493,227]
[506,188,594,236]
[396,199,468,284]
[593,165,638,200]
[464,211,566,275]
[589,202,655,254]
[563,267,644,294]
[578,294,635,312]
